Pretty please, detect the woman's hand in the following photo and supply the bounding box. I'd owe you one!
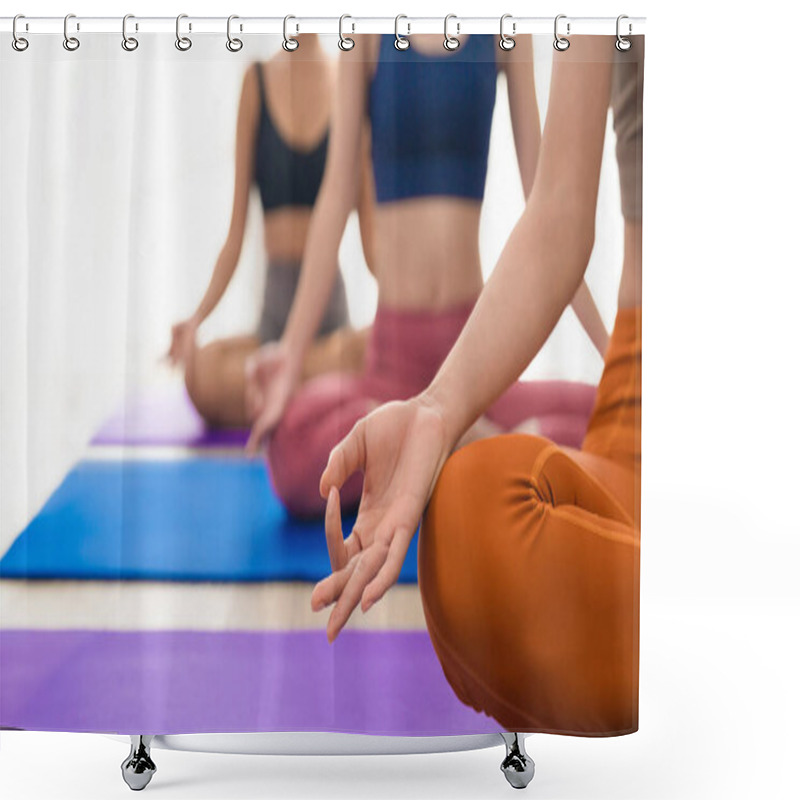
[244,342,302,454]
[310,395,452,643]
[166,317,199,367]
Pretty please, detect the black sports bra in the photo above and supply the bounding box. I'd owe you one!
[252,63,329,212]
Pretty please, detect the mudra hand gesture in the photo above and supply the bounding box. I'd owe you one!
[310,396,452,642]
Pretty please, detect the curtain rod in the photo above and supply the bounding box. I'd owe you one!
[1,16,646,37]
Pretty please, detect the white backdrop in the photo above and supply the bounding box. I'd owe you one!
[0,31,621,550]
[2,2,799,800]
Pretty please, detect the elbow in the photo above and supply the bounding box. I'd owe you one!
[218,239,243,276]
[565,210,595,268]
[557,190,596,265]
[221,221,246,266]
[576,223,596,274]
[318,150,362,217]
[567,221,595,298]
[533,193,596,285]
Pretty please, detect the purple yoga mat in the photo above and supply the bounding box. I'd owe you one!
[0,629,500,736]
[92,384,248,448]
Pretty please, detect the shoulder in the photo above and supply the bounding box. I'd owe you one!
[336,35,380,82]
[237,62,263,122]
[242,61,263,94]
[496,34,533,74]
[358,35,381,62]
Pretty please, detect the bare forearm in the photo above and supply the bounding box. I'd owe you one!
[518,126,541,198]
[570,279,610,355]
[423,195,594,451]
[505,37,540,198]
[282,184,352,358]
[423,37,613,451]
[192,239,241,323]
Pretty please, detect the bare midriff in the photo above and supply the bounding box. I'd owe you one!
[262,209,313,264]
[371,198,485,310]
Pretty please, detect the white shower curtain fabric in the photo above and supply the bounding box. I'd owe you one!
[0,31,636,739]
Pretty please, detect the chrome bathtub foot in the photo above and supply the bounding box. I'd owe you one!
[121,735,156,791]
[500,732,535,789]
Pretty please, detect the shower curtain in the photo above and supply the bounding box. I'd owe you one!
[0,22,643,741]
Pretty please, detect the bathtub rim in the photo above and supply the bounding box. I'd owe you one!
[104,731,513,756]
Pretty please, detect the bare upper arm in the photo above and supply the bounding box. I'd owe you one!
[319,36,374,208]
[227,64,260,243]
[532,36,614,224]
[498,33,536,96]
[499,35,540,197]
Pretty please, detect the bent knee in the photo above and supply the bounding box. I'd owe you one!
[420,434,554,611]
[424,434,555,541]
[266,411,364,518]
[266,381,371,518]
[420,435,639,735]
[266,420,326,518]
[185,342,226,424]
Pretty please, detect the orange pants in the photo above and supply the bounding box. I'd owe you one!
[419,307,641,735]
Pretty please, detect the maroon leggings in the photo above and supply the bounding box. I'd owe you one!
[267,301,597,517]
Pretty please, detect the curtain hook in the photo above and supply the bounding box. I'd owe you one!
[616,14,632,51]
[553,14,570,51]
[499,14,516,51]
[283,15,299,51]
[339,14,355,51]
[175,14,192,51]
[443,13,460,51]
[12,14,29,52]
[394,14,410,51]
[122,14,139,52]
[226,15,243,52]
[63,13,80,51]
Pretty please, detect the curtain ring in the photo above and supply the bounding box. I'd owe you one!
[553,14,570,51]
[283,15,299,51]
[499,14,515,51]
[175,14,192,51]
[63,13,80,51]
[394,14,410,51]
[338,14,355,51]
[12,14,29,52]
[226,15,243,52]
[122,14,139,52]
[616,14,632,51]
[443,14,460,51]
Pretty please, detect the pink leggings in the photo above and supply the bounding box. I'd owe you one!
[267,301,597,517]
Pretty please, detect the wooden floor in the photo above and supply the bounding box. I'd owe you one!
[0,579,426,631]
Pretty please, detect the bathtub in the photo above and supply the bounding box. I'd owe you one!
[109,731,535,791]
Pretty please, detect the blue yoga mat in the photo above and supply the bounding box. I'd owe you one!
[0,458,419,583]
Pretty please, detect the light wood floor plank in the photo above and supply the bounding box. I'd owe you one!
[0,579,426,631]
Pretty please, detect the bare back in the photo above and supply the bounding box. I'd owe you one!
[257,44,334,262]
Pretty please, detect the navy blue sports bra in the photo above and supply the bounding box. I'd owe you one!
[368,35,497,204]
[252,63,329,212]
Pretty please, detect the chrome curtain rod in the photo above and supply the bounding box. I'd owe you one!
[1,15,646,37]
